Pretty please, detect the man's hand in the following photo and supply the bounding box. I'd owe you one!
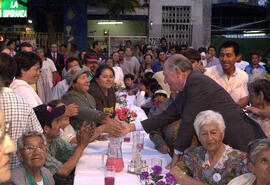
[77,122,94,148]
[114,119,135,137]
[165,153,180,170]
[65,103,79,117]
[103,120,123,137]
[158,145,170,154]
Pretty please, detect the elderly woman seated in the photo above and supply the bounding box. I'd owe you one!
[246,79,270,137]
[9,131,54,185]
[61,66,121,137]
[170,110,249,185]
[228,138,270,185]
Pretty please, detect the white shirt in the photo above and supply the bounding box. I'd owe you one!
[37,58,57,103]
[10,79,43,108]
[113,66,125,86]
[205,64,248,103]
[235,60,249,70]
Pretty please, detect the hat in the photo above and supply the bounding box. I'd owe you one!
[33,104,65,128]
[64,66,80,84]
[69,66,90,86]
[154,89,168,98]
[85,58,98,63]
[143,69,154,78]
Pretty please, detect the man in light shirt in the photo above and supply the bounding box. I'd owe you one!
[205,41,249,108]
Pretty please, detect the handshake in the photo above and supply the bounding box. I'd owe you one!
[101,117,136,138]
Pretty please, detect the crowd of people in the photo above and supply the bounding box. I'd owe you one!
[0,37,269,185]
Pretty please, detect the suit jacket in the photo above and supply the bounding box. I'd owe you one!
[142,71,266,152]
[47,52,65,74]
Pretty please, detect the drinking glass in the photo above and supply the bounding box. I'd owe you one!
[133,131,144,152]
[104,166,115,185]
[151,158,162,168]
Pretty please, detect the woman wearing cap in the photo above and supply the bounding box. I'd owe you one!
[228,138,270,185]
[61,66,121,136]
[170,110,249,185]
[88,64,116,115]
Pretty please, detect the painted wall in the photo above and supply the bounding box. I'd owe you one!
[87,20,147,37]
[149,0,212,48]
[63,0,87,51]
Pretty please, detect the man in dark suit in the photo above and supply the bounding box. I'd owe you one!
[47,43,65,79]
[119,54,266,168]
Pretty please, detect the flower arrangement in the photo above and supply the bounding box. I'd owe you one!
[139,165,176,185]
[115,107,137,123]
[116,94,128,107]
[113,81,125,92]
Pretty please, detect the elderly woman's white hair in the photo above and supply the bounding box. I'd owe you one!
[194,110,226,136]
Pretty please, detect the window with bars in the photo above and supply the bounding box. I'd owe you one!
[161,6,192,46]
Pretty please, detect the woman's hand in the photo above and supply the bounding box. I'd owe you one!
[244,106,262,116]
[65,103,79,117]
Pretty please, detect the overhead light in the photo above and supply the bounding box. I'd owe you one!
[243,30,262,33]
[243,33,265,37]
[28,19,33,24]
[98,21,123,25]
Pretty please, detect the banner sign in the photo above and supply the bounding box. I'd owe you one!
[0,0,27,18]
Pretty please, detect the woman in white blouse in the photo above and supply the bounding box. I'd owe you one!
[106,53,125,86]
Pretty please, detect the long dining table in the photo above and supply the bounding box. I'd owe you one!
[74,95,172,185]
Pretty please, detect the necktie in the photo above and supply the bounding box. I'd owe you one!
[52,53,56,63]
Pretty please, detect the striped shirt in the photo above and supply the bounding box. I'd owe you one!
[45,137,77,175]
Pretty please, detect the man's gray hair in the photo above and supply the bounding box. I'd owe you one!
[248,138,270,164]
[17,131,46,150]
[194,110,226,136]
[166,54,193,72]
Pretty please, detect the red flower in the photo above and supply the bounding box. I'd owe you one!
[122,107,129,113]
[119,114,128,121]
[132,112,137,117]
[115,109,121,115]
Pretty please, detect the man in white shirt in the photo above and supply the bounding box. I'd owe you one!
[205,41,248,108]
[235,53,249,70]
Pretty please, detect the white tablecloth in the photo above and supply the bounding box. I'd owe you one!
[74,106,171,185]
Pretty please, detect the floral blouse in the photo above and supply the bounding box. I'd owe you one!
[177,145,249,185]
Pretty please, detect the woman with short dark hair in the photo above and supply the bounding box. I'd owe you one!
[10,51,43,107]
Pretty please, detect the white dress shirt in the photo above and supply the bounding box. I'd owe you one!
[205,64,248,103]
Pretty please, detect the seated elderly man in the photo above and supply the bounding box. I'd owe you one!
[33,104,94,185]
[170,110,249,185]
[228,138,270,185]
[9,131,54,185]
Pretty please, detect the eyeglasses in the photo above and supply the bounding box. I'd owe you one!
[23,145,47,153]
[0,122,10,145]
